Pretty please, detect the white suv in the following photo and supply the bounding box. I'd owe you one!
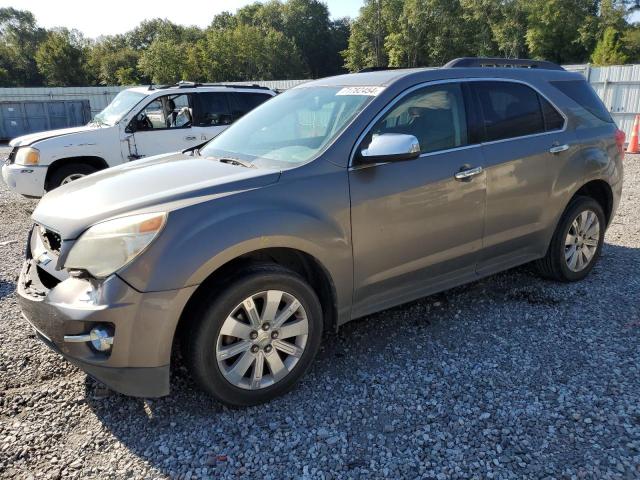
[1,83,276,198]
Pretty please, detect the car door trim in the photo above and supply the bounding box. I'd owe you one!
[348,78,569,169]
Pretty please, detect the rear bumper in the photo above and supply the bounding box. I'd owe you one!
[1,162,47,197]
[17,256,197,398]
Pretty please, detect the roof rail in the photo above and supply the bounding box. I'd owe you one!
[170,81,271,90]
[444,57,565,71]
[357,66,403,73]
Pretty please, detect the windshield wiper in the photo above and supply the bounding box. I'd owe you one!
[218,157,256,169]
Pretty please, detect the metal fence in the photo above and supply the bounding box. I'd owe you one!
[2,67,640,138]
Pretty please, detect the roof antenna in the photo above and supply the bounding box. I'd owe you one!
[148,83,155,91]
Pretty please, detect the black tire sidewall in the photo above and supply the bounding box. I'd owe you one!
[188,267,323,406]
[47,163,98,190]
[553,197,606,282]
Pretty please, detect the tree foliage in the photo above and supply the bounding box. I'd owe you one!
[1,1,640,86]
[343,0,639,70]
[35,28,88,86]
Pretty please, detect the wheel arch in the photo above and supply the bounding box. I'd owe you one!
[173,247,339,357]
[573,179,614,226]
[45,156,109,189]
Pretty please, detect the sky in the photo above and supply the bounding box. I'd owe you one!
[2,0,365,38]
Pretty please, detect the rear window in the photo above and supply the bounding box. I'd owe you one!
[472,81,546,142]
[550,80,613,123]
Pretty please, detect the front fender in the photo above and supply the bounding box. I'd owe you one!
[118,167,353,321]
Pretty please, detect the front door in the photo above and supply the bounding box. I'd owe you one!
[128,93,200,159]
[349,82,486,318]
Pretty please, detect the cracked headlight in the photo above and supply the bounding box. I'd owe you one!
[64,212,167,278]
[15,147,40,165]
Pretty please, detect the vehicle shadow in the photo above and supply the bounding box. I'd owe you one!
[0,279,16,300]
[83,241,640,477]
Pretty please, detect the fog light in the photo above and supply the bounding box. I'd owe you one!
[64,325,114,352]
[89,326,113,352]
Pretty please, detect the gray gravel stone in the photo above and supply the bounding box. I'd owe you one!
[0,149,639,479]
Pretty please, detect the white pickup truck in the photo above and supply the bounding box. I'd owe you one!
[2,83,276,197]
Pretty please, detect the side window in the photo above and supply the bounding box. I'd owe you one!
[540,97,565,131]
[134,94,192,131]
[366,83,468,154]
[472,82,545,142]
[229,93,272,120]
[194,93,231,127]
[550,80,613,125]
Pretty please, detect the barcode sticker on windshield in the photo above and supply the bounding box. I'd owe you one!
[336,86,385,96]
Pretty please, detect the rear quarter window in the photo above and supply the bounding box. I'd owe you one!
[550,80,613,124]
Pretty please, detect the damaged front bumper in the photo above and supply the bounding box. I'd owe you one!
[17,226,197,397]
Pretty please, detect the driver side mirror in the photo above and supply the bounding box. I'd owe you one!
[125,120,136,134]
[356,133,421,165]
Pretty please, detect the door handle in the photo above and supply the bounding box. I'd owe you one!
[549,144,569,154]
[454,166,483,181]
[184,135,197,141]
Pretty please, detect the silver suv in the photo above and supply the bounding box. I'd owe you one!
[17,58,624,406]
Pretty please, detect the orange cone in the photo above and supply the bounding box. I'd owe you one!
[627,115,640,154]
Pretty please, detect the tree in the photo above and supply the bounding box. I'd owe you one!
[0,7,45,86]
[524,0,599,64]
[87,35,141,85]
[592,25,629,64]
[35,28,88,86]
[137,38,190,84]
[282,0,337,77]
[126,18,184,50]
[342,0,401,71]
[622,26,640,62]
[194,24,305,81]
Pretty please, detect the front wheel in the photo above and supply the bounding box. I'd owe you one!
[183,265,323,406]
[536,196,606,282]
[46,163,98,191]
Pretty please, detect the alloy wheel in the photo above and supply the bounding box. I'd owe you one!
[60,173,86,185]
[215,290,309,390]
[564,210,600,272]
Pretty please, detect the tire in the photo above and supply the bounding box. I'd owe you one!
[536,196,606,282]
[46,163,98,191]
[182,264,323,406]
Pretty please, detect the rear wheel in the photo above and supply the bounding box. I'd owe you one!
[46,163,98,191]
[183,264,323,406]
[536,196,605,282]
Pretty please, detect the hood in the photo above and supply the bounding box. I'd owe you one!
[32,152,281,239]
[10,125,99,147]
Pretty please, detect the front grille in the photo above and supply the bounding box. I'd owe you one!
[6,147,17,164]
[40,227,62,255]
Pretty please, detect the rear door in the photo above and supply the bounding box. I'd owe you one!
[191,92,233,143]
[228,92,273,122]
[469,80,574,274]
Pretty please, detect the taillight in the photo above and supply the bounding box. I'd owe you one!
[615,129,626,158]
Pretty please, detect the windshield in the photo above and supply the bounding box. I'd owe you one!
[200,86,375,168]
[94,90,146,126]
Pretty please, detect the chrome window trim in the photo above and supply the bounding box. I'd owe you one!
[348,77,569,169]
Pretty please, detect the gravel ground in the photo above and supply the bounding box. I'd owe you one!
[0,152,639,480]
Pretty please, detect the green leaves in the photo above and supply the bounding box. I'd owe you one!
[342,0,636,71]
[2,1,640,86]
